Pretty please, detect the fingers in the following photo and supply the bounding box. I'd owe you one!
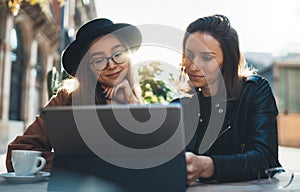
[112,82,127,102]
[186,167,197,185]
[103,87,113,99]
[185,153,215,185]
[185,152,205,185]
[113,81,127,96]
[102,80,139,104]
[187,175,195,185]
[113,80,139,104]
[185,152,194,164]
[185,152,197,185]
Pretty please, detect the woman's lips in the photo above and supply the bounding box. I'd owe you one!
[188,74,205,81]
[106,71,121,78]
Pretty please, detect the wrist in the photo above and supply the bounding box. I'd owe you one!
[199,156,214,178]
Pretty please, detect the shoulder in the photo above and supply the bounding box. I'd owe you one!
[240,74,272,101]
[243,74,271,90]
[244,74,261,82]
[46,89,72,106]
[240,74,276,107]
[244,74,264,84]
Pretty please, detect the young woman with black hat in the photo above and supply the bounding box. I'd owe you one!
[6,18,142,172]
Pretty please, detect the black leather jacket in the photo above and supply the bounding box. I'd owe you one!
[174,75,281,182]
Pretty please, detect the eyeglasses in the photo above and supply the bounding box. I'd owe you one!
[88,49,129,71]
[257,167,295,189]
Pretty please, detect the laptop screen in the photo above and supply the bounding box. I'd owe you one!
[41,104,187,192]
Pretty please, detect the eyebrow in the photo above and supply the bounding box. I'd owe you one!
[89,44,124,58]
[111,44,124,51]
[185,49,217,55]
[200,52,217,55]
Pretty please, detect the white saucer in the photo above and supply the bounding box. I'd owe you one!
[0,171,50,183]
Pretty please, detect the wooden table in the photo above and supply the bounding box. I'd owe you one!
[1,173,299,192]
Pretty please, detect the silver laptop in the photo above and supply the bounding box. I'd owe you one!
[41,104,187,192]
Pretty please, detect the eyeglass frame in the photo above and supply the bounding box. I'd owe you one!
[257,167,295,189]
[88,49,129,71]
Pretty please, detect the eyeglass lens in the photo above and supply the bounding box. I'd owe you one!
[89,49,129,71]
[262,167,295,189]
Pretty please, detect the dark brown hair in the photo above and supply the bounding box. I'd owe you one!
[182,14,252,100]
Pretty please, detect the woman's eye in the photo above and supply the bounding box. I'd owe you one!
[94,58,105,64]
[202,55,213,61]
[115,50,128,59]
[114,52,123,58]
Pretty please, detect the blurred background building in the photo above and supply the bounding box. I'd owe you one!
[0,0,97,153]
[245,52,300,148]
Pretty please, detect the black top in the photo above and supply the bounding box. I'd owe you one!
[172,75,281,182]
[186,90,212,152]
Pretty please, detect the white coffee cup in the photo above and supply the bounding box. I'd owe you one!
[11,150,46,176]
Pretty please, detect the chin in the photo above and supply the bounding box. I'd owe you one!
[111,79,124,86]
[189,81,206,88]
[99,76,121,87]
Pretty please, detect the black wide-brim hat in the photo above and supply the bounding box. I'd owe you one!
[62,18,142,76]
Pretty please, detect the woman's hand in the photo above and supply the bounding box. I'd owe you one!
[185,152,215,185]
[103,79,139,104]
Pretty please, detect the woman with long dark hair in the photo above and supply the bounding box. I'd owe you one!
[176,14,281,184]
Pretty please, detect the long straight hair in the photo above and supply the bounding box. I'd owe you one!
[181,14,254,100]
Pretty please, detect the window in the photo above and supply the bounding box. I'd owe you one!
[9,26,24,120]
[31,47,43,116]
[277,65,300,113]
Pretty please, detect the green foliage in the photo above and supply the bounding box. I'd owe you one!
[138,61,174,104]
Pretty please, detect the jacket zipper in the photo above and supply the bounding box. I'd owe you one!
[217,125,232,139]
[205,124,232,153]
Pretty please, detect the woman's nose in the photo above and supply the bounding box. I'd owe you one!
[189,62,201,71]
[106,59,117,69]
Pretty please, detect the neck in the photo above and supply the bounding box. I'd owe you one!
[201,80,219,97]
[201,76,222,97]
